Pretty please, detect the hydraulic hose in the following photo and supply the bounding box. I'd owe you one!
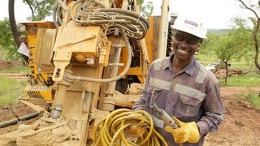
[69,0,149,40]
[94,109,168,146]
[0,112,39,128]
[8,0,20,47]
[53,0,117,27]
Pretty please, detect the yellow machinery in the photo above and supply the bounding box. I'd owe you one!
[0,0,173,145]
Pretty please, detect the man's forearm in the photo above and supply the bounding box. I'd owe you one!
[132,95,147,110]
[196,112,224,136]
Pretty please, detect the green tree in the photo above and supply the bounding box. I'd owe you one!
[139,0,154,17]
[236,0,260,70]
[0,19,20,60]
[199,33,221,55]
[229,18,254,61]
[23,0,55,21]
[201,30,253,85]
[214,35,235,85]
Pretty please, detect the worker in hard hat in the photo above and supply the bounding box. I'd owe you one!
[133,16,225,146]
[20,35,28,46]
[18,35,29,64]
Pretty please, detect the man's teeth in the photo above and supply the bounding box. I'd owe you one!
[178,49,187,53]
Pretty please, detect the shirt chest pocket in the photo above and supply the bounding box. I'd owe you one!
[180,95,202,107]
[175,94,203,120]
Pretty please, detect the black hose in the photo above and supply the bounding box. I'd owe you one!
[9,0,29,64]
[8,0,20,47]
[0,112,39,128]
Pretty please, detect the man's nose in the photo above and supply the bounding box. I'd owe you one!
[178,39,190,47]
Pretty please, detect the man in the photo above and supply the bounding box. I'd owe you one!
[20,35,28,47]
[18,35,29,64]
[133,16,225,146]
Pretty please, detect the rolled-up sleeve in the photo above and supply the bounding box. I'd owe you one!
[197,81,225,136]
[132,61,157,111]
[132,73,150,110]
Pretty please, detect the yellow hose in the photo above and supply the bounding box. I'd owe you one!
[94,109,168,146]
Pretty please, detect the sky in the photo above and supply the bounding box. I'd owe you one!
[0,0,254,29]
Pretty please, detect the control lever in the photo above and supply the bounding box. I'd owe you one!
[152,103,178,129]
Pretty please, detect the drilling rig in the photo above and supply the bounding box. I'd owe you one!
[0,0,174,145]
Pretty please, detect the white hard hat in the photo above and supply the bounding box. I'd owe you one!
[171,16,207,39]
[20,35,27,39]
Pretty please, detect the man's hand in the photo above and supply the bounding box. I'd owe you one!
[164,117,200,144]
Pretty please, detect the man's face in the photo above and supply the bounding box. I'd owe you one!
[20,37,27,43]
[172,30,202,61]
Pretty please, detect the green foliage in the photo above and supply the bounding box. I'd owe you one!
[230,62,256,70]
[208,29,233,34]
[138,0,154,18]
[196,52,219,64]
[0,77,27,106]
[215,35,235,61]
[230,16,251,29]
[219,73,260,87]
[23,0,55,21]
[201,15,258,70]
[200,28,253,64]
[228,28,253,61]
[0,65,28,106]
[248,93,260,110]
[200,33,220,54]
[0,19,20,60]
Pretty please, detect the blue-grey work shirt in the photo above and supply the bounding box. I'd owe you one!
[133,54,225,146]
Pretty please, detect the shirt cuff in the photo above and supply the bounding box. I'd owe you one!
[132,106,144,111]
[197,121,208,137]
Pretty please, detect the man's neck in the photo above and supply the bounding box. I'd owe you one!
[172,57,191,73]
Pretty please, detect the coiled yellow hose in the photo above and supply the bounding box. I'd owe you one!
[94,109,168,146]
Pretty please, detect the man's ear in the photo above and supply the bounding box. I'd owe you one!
[196,47,200,52]
[196,40,203,52]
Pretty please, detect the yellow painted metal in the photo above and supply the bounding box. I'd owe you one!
[52,26,101,57]
[52,26,108,81]
[34,29,56,70]
[52,51,72,81]
[21,22,56,101]
[3,1,163,146]
[24,85,53,100]
[22,22,56,79]
[21,21,56,29]
[145,16,156,62]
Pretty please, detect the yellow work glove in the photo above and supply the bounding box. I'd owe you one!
[164,117,200,144]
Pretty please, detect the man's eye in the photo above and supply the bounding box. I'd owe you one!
[187,37,201,45]
[173,32,201,45]
[187,39,198,45]
[174,33,185,41]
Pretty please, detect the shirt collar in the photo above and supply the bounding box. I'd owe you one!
[161,56,171,70]
[162,53,197,76]
[184,57,196,75]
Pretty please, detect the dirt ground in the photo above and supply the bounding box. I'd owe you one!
[0,60,22,70]
[0,60,260,146]
[204,87,260,146]
[0,103,37,135]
